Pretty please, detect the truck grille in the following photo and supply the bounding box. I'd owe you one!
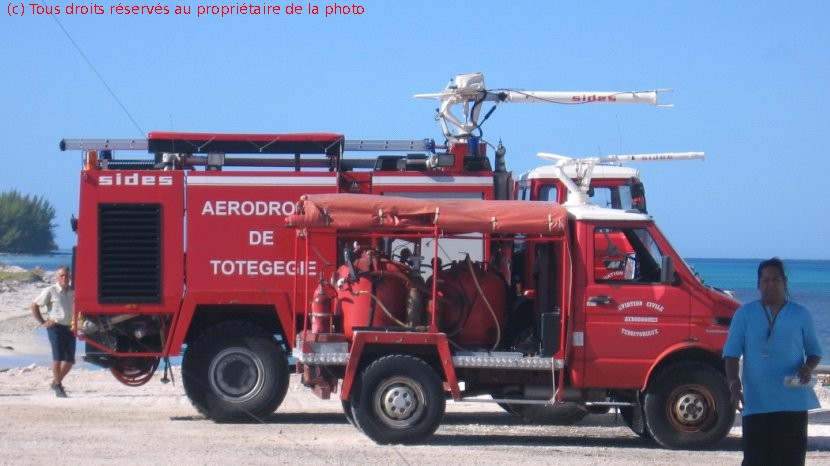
[98,204,161,303]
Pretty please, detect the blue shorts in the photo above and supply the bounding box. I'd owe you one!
[47,325,76,363]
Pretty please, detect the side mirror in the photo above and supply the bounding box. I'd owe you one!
[630,180,645,198]
[630,181,647,213]
[660,256,677,285]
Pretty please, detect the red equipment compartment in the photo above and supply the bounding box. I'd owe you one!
[433,260,507,349]
[336,249,409,338]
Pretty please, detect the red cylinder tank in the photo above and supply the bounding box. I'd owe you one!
[311,281,335,334]
[337,249,409,339]
[434,261,507,349]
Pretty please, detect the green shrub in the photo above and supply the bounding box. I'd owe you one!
[0,190,58,254]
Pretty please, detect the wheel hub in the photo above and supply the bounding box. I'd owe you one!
[382,384,418,420]
[209,347,264,402]
[672,392,706,425]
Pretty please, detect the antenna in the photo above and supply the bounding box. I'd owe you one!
[415,72,671,142]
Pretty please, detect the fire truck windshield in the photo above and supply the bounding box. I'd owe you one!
[539,185,636,210]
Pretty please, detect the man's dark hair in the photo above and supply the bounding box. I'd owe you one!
[757,257,787,283]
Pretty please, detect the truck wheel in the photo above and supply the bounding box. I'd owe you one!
[502,401,588,425]
[350,355,445,444]
[182,322,289,422]
[342,399,360,430]
[643,362,734,449]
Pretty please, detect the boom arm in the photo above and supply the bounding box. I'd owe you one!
[414,72,671,141]
[537,151,705,206]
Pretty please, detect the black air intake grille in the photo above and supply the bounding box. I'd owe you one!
[98,204,161,303]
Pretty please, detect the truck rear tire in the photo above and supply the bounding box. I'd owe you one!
[643,362,734,449]
[350,355,445,444]
[342,399,359,429]
[182,322,289,422]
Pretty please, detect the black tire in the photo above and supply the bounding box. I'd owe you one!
[350,355,445,444]
[342,399,359,430]
[502,401,588,425]
[643,362,734,449]
[181,322,290,422]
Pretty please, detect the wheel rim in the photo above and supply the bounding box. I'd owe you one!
[666,384,715,432]
[208,347,265,403]
[373,376,425,428]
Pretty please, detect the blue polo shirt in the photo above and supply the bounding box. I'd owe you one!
[723,300,822,416]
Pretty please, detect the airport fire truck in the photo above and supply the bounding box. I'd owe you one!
[287,191,739,449]
[61,73,715,437]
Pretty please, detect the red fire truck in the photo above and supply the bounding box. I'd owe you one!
[61,73,713,433]
[287,193,739,449]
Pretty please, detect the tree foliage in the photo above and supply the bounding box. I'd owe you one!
[0,190,58,254]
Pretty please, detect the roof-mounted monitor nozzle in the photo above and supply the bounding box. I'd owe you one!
[537,151,705,206]
[415,72,672,143]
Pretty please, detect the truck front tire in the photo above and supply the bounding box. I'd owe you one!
[643,362,734,449]
[350,355,445,444]
[182,322,289,422]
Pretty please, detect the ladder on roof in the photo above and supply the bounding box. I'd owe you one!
[60,136,436,154]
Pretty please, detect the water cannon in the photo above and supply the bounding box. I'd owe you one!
[537,151,704,206]
[415,72,672,143]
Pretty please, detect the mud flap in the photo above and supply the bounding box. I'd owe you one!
[628,396,646,436]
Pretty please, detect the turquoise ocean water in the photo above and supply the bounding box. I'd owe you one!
[1,251,74,271]
[685,258,830,353]
[2,254,829,363]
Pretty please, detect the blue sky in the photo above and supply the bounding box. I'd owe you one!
[1,1,828,259]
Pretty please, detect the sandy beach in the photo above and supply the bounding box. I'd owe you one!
[2,265,830,464]
[0,266,54,360]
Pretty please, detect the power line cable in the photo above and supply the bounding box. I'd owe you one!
[46,8,146,136]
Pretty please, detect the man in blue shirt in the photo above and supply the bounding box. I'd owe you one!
[724,258,822,466]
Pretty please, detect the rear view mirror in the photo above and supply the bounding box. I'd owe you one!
[630,181,647,213]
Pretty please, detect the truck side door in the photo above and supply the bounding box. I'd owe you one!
[578,225,690,388]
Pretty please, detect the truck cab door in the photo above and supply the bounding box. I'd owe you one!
[577,225,690,388]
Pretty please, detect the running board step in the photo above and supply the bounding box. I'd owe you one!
[294,347,563,370]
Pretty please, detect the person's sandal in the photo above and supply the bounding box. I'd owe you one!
[51,382,67,398]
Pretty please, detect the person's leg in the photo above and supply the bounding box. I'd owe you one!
[50,327,75,396]
[49,359,67,397]
[46,327,62,386]
[55,326,75,385]
[56,361,73,384]
[770,411,808,466]
[741,413,774,466]
[50,361,62,385]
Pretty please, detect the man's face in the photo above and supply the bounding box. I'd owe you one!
[758,266,786,304]
[56,270,70,288]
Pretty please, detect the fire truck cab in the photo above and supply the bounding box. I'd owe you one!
[518,163,646,212]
